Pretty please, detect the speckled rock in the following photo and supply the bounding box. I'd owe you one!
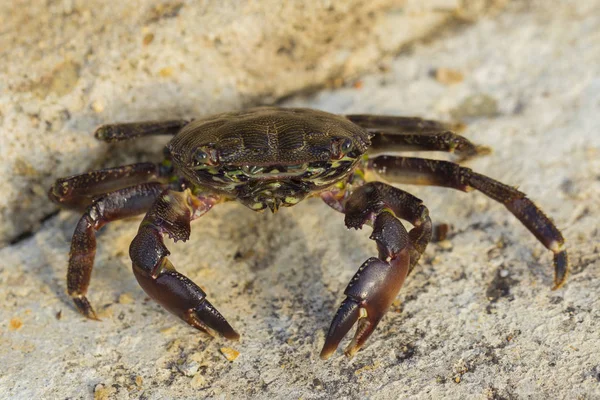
[1,0,599,399]
[0,0,473,246]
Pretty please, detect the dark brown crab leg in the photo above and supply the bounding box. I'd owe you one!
[370,156,569,289]
[346,114,462,133]
[346,114,489,162]
[49,163,164,210]
[129,189,239,340]
[367,130,491,162]
[94,120,189,142]
[67,183,167,319]
[49,119,187,208]
[320,182,432,359]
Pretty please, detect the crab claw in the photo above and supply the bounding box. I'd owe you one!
[133,260,239,341]
[321,249,410,359]
[184,298,240,341]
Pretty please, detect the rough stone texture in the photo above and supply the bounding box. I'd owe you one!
[1,0,599,399]
[0,0,474,246]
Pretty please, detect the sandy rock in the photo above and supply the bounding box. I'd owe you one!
[1,0,599,399]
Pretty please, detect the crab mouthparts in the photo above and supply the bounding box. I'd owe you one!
[239,163,312,178]
[193,162,330,180]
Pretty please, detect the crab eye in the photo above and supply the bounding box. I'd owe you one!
[194,149,210,164]
[330,137,353,159]
[341,138,353,153]
[193,146,219,166]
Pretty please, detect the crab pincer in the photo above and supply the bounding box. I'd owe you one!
[321,211,412,359]
[129,189,239,340]
[132,257,239,340]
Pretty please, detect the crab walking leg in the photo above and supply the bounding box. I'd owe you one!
[49,162,165,210]
[321,182,432,359]
[129,189,239,340]
[371,156,569,289]
[346,114,463,133]
[367,130,491,162]
[68,183,167,319]
[94,119,189,142]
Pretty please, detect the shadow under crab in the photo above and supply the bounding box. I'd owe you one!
[48,107,568,359]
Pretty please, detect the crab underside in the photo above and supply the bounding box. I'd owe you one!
[48,107,568,359]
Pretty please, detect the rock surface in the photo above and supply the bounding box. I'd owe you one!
[1,0,599,399]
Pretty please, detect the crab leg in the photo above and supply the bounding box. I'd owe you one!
[367,130,491,162]
[67,183,167,319]
[347,114,489,161]
[94,119,189,142]
[129,189,239,340]
[346,114,460,133]
[370,156,569,289]
[49,162,165,210]
[321,182,432,359]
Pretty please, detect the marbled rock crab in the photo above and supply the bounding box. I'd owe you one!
[48,107,568,359]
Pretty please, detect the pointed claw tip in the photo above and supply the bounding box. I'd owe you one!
[320,346,335,360]
[320,299,361,361]
[186,308,239,341]
[83,313,101,321]
[87,312,101,322]
[93,127,107,140]
[224,330,241,341]
[187,300,241,341]
[72,296,100,321]
[552,250,569,290]
[552,275,567,291]
[213,320,240,341]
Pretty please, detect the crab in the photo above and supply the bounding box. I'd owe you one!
[48,107,568,359]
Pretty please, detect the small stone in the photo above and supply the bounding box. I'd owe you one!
[434,68,464,85]
[9,317,23,331]
[91,100,104,113]
[191,373,207,388]
[451,93,498,118]
[190,351,207,363]
[118,293,134,304]
[143,33,155,46]
[97,306,113,319]
[166,338,181,351]
[159,67,174,77]
[220,347,240,361]
[178,360,200,377]
[438,240,453,250]
[354,361,380,375]
[93,384,115,400]
[160,326,177,335]
[32,60,81,98]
